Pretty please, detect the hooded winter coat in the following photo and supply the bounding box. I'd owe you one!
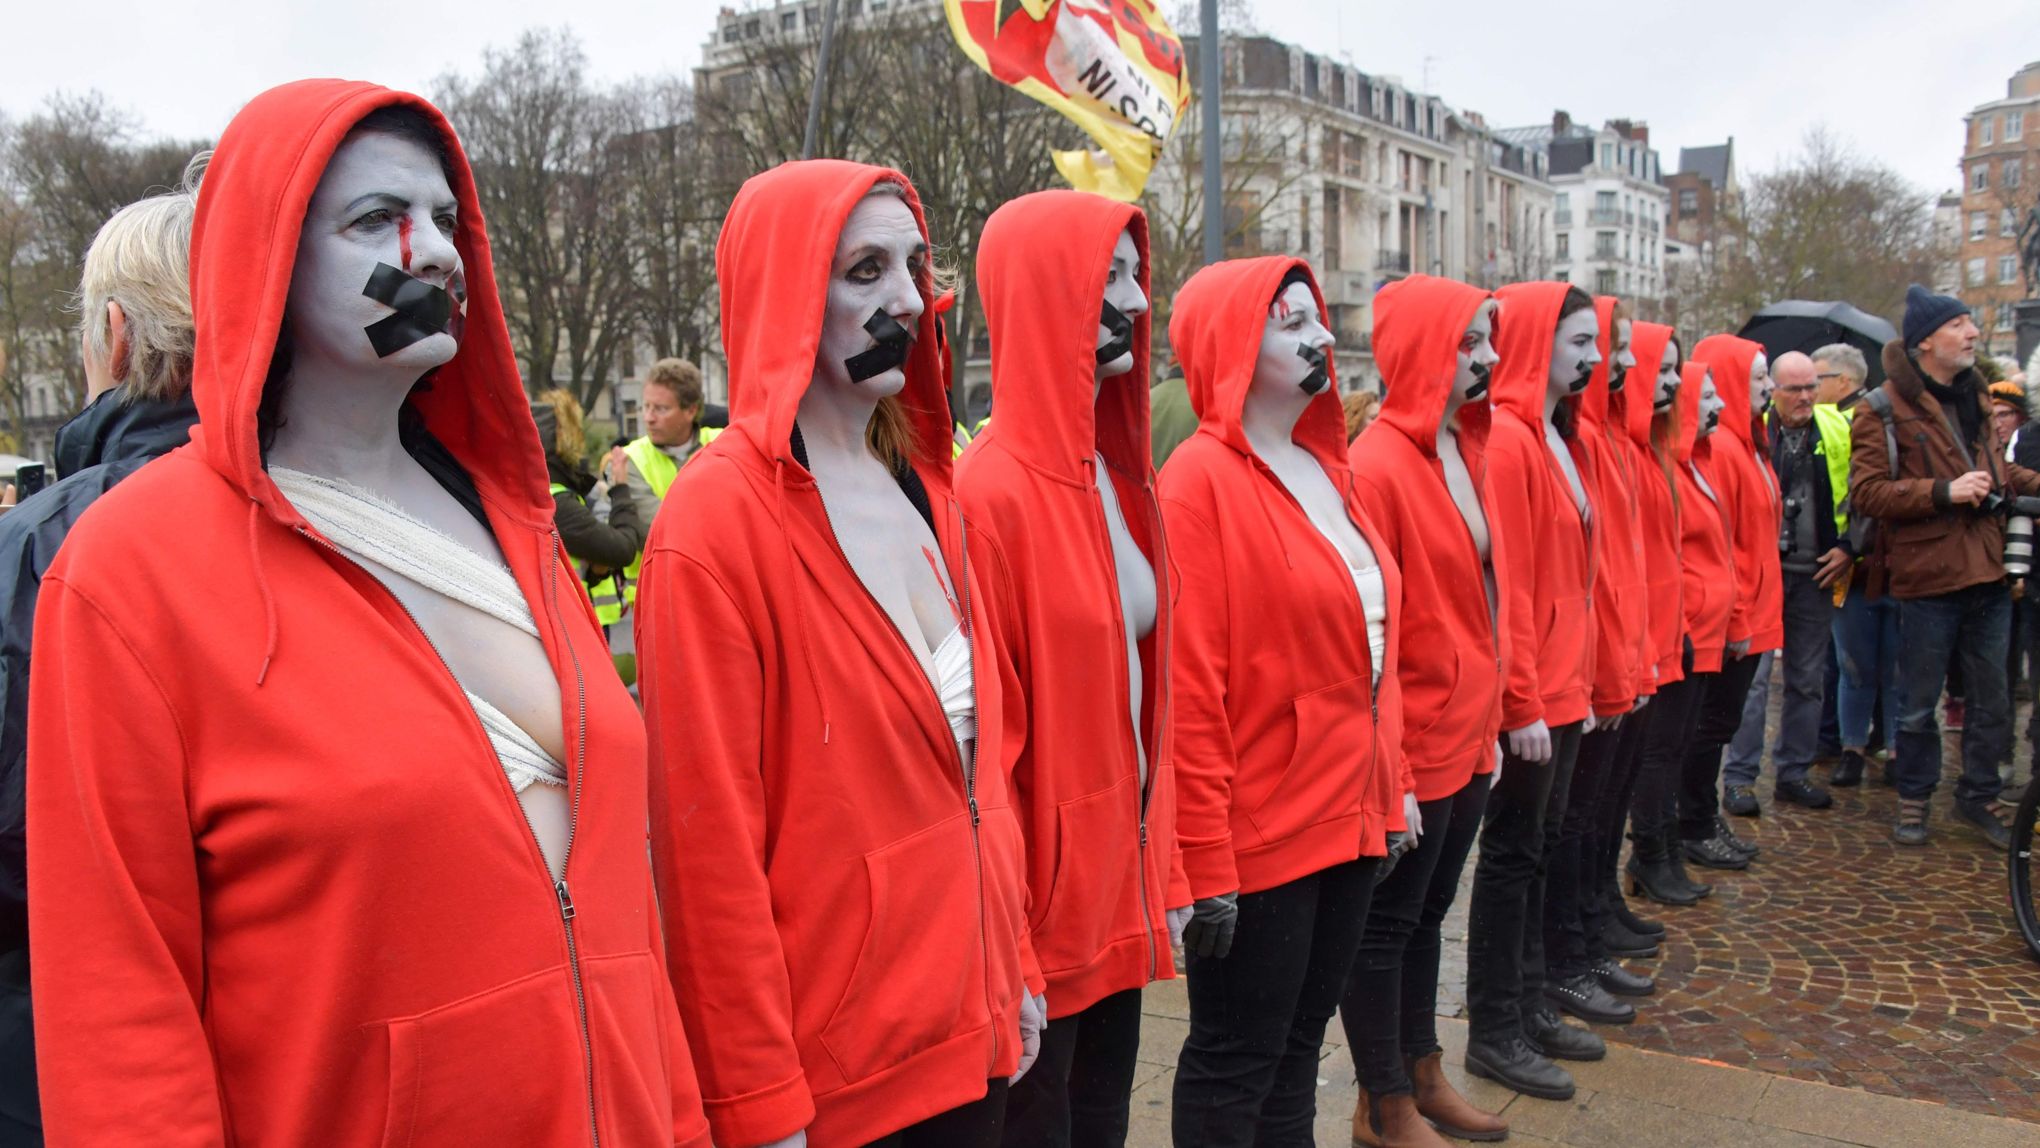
[1159,256,1405,900]
[0,385,199,1138]
[1486,282,1597,731]
[635,160,1036,1148]
[24,81,707,1147]
[1569,297,1648,714]
[1691,334,1783,655]
[956,191,1187,1021]
[1620,322,1685,687]
[1677,362,1738,672]
[1351,275,1502,798]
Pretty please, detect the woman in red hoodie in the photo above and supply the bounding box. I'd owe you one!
[956,190,1191,1147]
[25,81,708,1146]
[1678,335,1778,872]
[1629,360,1737,904]
[1462,282,1601,1102]
[636,161,1040,1148]
[1340,275,1509,1148]
[1160,256,1405,1147]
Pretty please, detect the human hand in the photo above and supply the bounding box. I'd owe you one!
[1166,905,1193,949]
[1814,547,1852,588]
[1011,991,1048,1083]
[1402,792,1422,841]
[604,446,630,486]
[1633,694,1651,715]
[1182,892,1239,959]
[1948,470,1993,506]
[1583,711,1600,734]
[1506,719,1552,764]
[1727,639,1750,659]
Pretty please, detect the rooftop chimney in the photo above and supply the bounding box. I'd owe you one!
[1553,109,1572,136]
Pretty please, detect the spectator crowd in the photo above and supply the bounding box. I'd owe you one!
[0,78,2033,1148]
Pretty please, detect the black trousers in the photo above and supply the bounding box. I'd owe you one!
[1173,857,1380,1148]
[1002,988,1143,1148]
[864,1079,1009,1148]
[1340,774,1491,1096]
[1679,654,1763,840]
[1632,671,1704,842]
[1464,720,1583,1044]
[1547,713,1649,979]
[1591,706,1654,913]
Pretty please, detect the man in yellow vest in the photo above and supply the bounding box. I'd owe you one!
[605,357,717,683]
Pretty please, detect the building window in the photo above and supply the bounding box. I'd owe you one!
[2007,158,2023,189]
[1595,231,1617,258]
[1974,163,1990,192]
[1983,116,1996,145]
[1556,192,1570,215]
[1678,188,1698,213]
[1595,269,1617,293]
[2007,208,2021,237]
[1998,303,2017,331]
[1973,211,1988,240]
[781,11,798,30]
[2011,111,2026,140]
[1600,143,1614,168]
[1967,257,1987,286]
[1556,234,1570,259]
[2002,255,2020,283]
[1556,270,1570,283]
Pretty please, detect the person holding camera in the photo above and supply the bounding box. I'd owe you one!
[1850,287,2040,848]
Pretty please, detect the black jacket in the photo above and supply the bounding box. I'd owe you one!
[0,387,198,1139]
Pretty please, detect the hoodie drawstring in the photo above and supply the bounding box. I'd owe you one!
[776,458,832,744]
[248,499,279,687]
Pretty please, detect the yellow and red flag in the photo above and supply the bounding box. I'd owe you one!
[944,0,1192,202]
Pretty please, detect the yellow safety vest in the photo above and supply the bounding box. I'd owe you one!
[550,481,626,627]
[606,433,706,612]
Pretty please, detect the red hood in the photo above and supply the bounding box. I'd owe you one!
[189,79,548,531]
[1372,274,1493,455]
[1490,281,1573,424]
[976,190,1151,482]
[1623,322,1674,449]
[716,159,954,482]
[1676,361,1710,463]
[1170,256,1347,471]
[1692,332,1762,444]
[1576,296,1622,430]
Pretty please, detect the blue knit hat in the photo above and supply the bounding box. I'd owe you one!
[1903,285,1970,348]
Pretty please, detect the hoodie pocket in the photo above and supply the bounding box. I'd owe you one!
[1245,675,1370,845]
[377,966,589,1148]
[1035,776,1141,973]
[1404,647,1471,747]
[582,952,679,1148]
[820,815,980,1084]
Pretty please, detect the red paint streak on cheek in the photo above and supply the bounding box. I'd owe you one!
[397,216,413,272]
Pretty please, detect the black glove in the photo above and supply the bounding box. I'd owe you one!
[1181,892,1239,959]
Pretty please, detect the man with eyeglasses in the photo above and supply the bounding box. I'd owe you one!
[1723,351,1852,815]
[1812,345,1894,789]
[1813,345,1870,409]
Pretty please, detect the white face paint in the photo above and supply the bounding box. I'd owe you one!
[813,193,927,400]
[1654,339,1681,410]
[1609,318,1636,392]
[1748,352,1774,416]
[1548,305,1602,406]
[287,131,463,375]
[1451,302,1499,408]
[1250,281,1336,402]
[1697,372,1724,438]
[1096,227,1148,381]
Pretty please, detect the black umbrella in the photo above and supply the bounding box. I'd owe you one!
[1736,300,1899,388]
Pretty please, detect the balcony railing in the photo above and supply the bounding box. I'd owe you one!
[1587,208,1622,225]
[1555,211,1573,226]
[1376,251,1411,272]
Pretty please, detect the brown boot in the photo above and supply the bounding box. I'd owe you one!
[1409,1050,1509,1141]
[1352,1090,1451,1147]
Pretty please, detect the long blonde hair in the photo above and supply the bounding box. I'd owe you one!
[536,387,586,468]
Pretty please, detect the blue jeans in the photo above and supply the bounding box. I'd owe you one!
[1834,589,1899,751]
[1893,584,2011,806]
[1725,575,1837,787]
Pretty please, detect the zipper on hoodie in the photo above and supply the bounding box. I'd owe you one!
[805,487,1003,1069]
[297,526,603,1148]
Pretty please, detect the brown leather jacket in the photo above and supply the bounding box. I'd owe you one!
[1849,340,2040,600]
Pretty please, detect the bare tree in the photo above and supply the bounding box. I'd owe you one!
[611,79,720,366]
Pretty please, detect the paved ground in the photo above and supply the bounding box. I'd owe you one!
[1121,678,2040,1143]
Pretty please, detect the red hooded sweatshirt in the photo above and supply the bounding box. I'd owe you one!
[1487,282,1597,730]
[1568,297,1649,715]
[636,161,1036,1148]
[1351,275,1503,799]
[1621,322,1687,687]
[25,81,707,1147]
[1691,333,1783,656]
[1677,361,1739,672]
[956,190,1188,1021]
[1159,256,1406,899]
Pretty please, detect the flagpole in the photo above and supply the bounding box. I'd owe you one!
[802,0,841,160]
[1200,0,1222,267]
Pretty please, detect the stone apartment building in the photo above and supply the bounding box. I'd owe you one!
[1499,112,1670,312]
[1667,139,1736,251]
[1957,60,2040,352]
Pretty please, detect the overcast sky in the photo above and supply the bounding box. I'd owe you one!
[2,0,2030,198]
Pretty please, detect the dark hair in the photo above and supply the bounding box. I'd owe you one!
[1271,266,1315,305]
[1557,286,1595,323]
[258,104,457,455]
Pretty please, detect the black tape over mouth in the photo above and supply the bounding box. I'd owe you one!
[362,263,455,357]
[1296,342,1331,395]
[1567,362,1594,394]
[1096,301,1135,365]
[1464,360,1492,402]
[1607,365,1627,393]
[844,309,915,382]
[1654,380,1679,411]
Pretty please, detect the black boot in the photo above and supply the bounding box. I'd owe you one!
[1591,956,1656,996]
[1626,832,1703,906]
[1713,814,1760,859]
[1604,876,1664,936]
[1600,918,1660,959]
[1546,973,1637,1024]
[1682,833,1749,871]
[1830,749,1865,787]
[1523,1003,1607,1061]
[1663,829,1715,899]
[1464,1034,1576,1100]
